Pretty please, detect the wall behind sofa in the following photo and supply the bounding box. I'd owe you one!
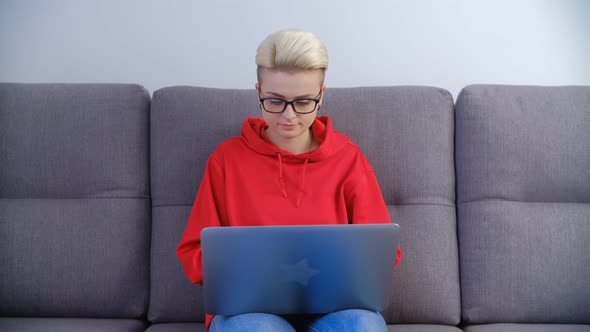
[1,0,589,98]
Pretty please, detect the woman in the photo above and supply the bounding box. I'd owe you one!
[177,28,401,332]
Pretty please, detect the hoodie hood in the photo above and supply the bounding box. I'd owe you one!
[240,116,347,161]
[240,116,349,207]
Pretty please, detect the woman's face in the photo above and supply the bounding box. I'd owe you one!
[256,68,326,145]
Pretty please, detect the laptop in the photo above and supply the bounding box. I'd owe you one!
[201,223,400,316]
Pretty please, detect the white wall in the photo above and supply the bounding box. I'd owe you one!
[1,0,589,98]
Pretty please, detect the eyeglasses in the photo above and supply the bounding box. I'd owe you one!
[258,89,322,114]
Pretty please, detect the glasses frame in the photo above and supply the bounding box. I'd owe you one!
[258,89,323,114]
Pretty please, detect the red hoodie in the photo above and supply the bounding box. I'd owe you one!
[176,116,402,330]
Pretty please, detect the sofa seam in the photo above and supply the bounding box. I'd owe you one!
[0,196,150,200]
[458,198,588,205]
[151,202,457,208]
[393,202,456,207]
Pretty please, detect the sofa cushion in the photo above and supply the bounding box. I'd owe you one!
[455,85,590,324]
[144,323,458,332]
[145,323,206,332]
[0,318,147,332]
[148,87,254,323]
[390,326,463,332]
[0,83,150,198]
[148,86,459,325]
[323,87,459,325]
[0,83,151,318]
[464,324,590,332]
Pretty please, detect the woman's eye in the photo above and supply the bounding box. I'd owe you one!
[269,99,284,105]
[295,100,312,106]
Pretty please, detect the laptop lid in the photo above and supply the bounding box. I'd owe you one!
[201,223,400,316]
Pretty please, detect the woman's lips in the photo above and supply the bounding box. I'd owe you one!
[280,123,298,129]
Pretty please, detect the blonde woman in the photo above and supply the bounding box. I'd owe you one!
[177,29,401,331]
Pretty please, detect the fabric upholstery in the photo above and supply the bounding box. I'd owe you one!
[148,205,206,322]
[0,318,147,332]
[3,82,588,330]
[148,87,254,323]
[144,322,461,332]
[144,323,206,332]
[455,85,590,324]
[0,83,151,318]
[0,83,150,198]
[323,87,459,325]
[464,323,590,332]
[148,86,459,325]
[389,325,464,332]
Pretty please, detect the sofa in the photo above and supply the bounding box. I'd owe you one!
[0,82,588,332]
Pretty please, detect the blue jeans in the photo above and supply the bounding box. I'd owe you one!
[209,309,387,332]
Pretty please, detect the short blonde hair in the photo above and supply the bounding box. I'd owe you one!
[256,29,328,81]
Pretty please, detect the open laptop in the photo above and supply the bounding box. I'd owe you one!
[201,223,400,316]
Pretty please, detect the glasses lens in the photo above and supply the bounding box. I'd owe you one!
[293,99,317,113]
[262,99,286,113]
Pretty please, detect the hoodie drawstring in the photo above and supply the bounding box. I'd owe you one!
[276,152,288,198]
[275,153,310,208]
[296,158,310,208]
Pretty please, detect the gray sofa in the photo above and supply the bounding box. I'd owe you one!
[0,83,588,332]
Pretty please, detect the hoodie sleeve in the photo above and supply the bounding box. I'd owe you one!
[348,154,402,269]
[348,154,389,224]
[176,155,226,285]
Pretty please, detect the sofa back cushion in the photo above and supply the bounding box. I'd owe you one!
[323,87,459,325]
[148,86,460,325]
[456,85,590,324]
[148,87,254,323]
[0,83,151,318]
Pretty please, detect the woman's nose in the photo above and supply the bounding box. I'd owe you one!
[282,103,297,119]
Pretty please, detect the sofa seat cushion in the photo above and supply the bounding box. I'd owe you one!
[389,325,463,332]
[144,322,206,332]
[145,322,458,332]
[464,323,590,332]
[0,317,147,332]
